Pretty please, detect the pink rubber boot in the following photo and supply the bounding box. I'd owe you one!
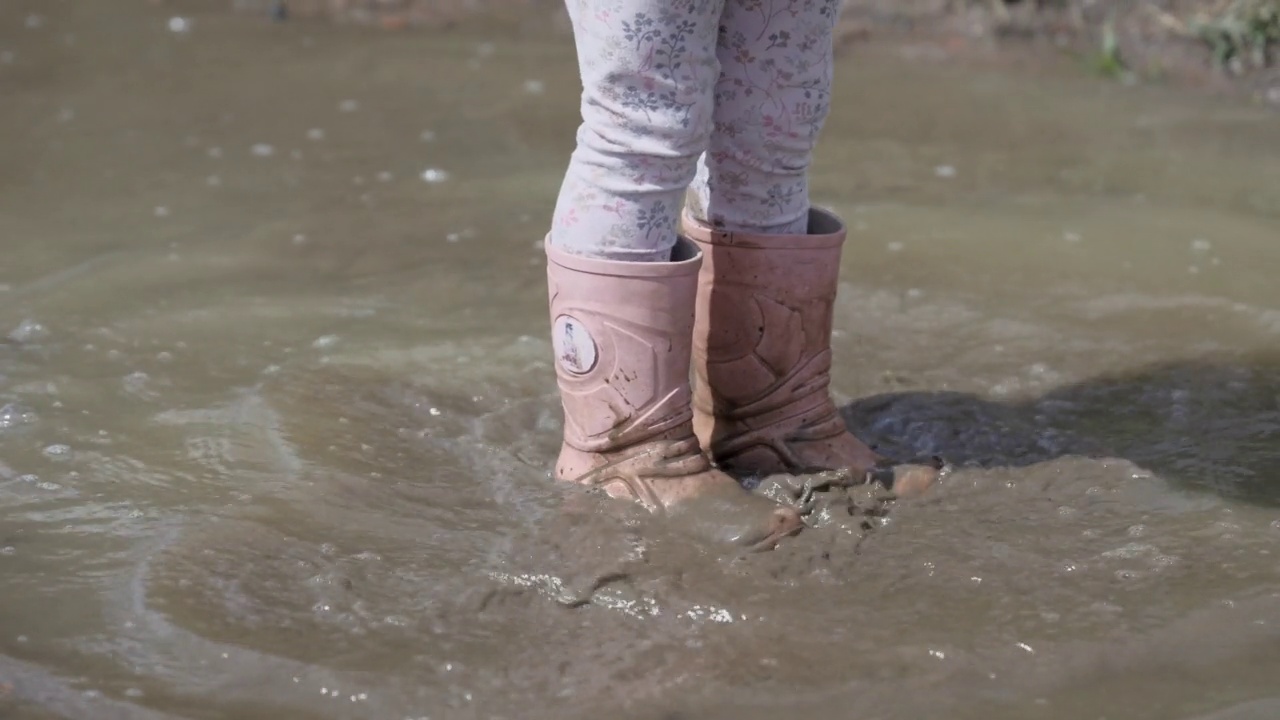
[546,235,805,550]
[684,208,941,498]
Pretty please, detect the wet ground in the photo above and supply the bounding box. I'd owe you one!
[3,2,1280,719]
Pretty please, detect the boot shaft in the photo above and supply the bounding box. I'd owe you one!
[686,208,847,425]
[545,238,702,454]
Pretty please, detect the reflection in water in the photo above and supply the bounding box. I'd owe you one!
[2,1,1280,719]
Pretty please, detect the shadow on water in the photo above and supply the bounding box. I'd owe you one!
[843,351,1280,507]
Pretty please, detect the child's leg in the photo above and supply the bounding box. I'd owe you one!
[549,0,726,262]
[686,0,842,234]
[542,0,805,545]
[682,0,943,496]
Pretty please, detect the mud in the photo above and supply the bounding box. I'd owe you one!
[3,1,1280,719]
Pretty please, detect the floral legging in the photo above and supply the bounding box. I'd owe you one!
[550,0,842,261]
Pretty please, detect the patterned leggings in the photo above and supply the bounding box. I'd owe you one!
[550,0,842,261]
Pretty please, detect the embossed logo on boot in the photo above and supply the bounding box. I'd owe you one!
[552,314,598,375]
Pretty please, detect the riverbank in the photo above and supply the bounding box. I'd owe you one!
[203,0,1280,106]
[834,0,1280,105]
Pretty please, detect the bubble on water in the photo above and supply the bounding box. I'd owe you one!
[523,79,545,94]
[124,371,150,387]
[1126,524,1146,537]
[307,128,325,141]
[1027,362,1055,379]
[312,335,340,349]
[167,17,191,33]
[207,146,223,159]
[153,205,170,218]
[1212,520,1242,534]
[57,107,75,123]
[292,233,307,245]
[1,547,14,556]
[0,50,15,65]
[251,143,275,157]
[1189,265,1200,275]
[928,649,946,659]
[156,351,174,363]
[121,371,156,399]
[9,319,49,343]
[934,165,956,178]
[124,688,144,698]
[25,14,45,29]
[446,232,461,243]
[429,407,442,416]
[338,99,360,112]
[376,171,393,182]
[1090,599,1121,617]
[206,174,221,187]
[420,130,436,142]
[42,444,72,460]
[475,42,496,57]
[0,403,37,430]
[421,168,450,184]
[1063,231,1082,243]
[1190,238,1212,252]
[1015,642,1035,654]
[886,241,905,252]
[1102,542,1158,559]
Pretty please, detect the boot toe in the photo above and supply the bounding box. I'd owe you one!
[866,456,946,498]
[758,504,805,549]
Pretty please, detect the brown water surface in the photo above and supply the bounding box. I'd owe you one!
[3,2,1280,719]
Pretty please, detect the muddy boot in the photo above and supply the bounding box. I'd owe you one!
[683,208,941,498]
[545,235,805,550]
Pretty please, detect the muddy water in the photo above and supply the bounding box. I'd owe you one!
[3,2,1280,719]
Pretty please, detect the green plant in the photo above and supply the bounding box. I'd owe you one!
[1090,17,1127,78]
[1192,0,1280,73]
